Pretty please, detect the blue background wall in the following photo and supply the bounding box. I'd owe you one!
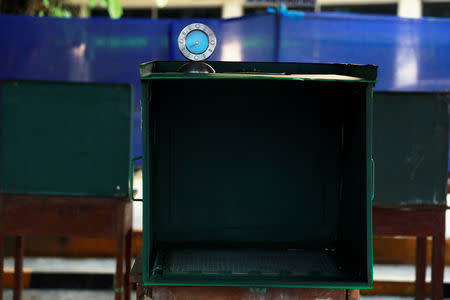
[1,12,449,159]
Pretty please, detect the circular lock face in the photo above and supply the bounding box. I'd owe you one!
[178,23,216,61]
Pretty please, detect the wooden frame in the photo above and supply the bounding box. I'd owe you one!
[373,205,446,300]
[130,252,360,300]
[0,194,133,300]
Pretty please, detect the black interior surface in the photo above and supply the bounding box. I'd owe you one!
[145,78,369,285]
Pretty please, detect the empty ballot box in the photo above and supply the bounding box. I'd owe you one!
[0,80,132,197]
[373,92,449,206]
[138,61,377,288]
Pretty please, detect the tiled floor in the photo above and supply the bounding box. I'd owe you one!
[0,289,423,300]
[4,257,448,282]
[1,289,135,300]
[3,258,117,274]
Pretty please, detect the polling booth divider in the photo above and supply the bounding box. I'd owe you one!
[372,92,450,300]
[0,81,134,300]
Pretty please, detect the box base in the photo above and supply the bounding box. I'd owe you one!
[148,247,357,286]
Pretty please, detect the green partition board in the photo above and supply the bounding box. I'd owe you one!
[0,80,132,197]
[140,61,376,288]
[373,92,449,206]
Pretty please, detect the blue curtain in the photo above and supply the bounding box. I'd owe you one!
[1,12,449,158]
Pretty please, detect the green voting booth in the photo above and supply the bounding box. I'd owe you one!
[371,92,449,300]
[373,92,449,206]
[0,80,133,197]
[137,61,377,288]
[0,80,135,300]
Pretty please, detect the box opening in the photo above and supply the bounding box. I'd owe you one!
[144,77,370,287]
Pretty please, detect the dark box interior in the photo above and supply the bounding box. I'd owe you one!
[143,76,372,287]
[140,61,376,288]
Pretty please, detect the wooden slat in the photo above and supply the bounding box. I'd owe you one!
[347,289,360,300]
[361,281,431,297]
[373,206,444,236]
[1,195,130,238]
[1,269,32,289]
[3,232,142,258]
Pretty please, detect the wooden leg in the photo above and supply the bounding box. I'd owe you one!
[136,283,143,300]
[431,211,445,300]
[115,209,125,300]
[115,234,125,300]
[13,236,24,300]
[347,289,359,300]
[0,222,4,300]
[124,229,132,300]
[416,236,427,300]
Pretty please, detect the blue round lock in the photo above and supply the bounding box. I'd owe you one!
[178,23,216,61]
[185,30,209,54]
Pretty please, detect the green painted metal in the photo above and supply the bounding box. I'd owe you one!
[140,61,377,288]
[365,85,374,288]
[141,74,376,84]
[139,61,378,81]
[371,159,375,202]
[0,80,133,197]
[373,92,449,206]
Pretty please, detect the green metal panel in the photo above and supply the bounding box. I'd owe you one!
[139,61,378,82]
[373,92,449,206]
[140,61,376,288]
[0,80,132,197]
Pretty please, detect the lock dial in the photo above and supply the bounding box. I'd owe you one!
[178,23,216,61]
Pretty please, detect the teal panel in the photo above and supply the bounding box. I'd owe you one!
[0,80,132,197]
[373,92,449,206]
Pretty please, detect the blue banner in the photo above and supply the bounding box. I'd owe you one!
[1,12,449,160]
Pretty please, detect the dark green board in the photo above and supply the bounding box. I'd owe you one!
[0,80,132,197]
[140,61,376,288]
[373,92,449,206]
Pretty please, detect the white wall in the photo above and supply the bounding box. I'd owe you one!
[398,0,422,18]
